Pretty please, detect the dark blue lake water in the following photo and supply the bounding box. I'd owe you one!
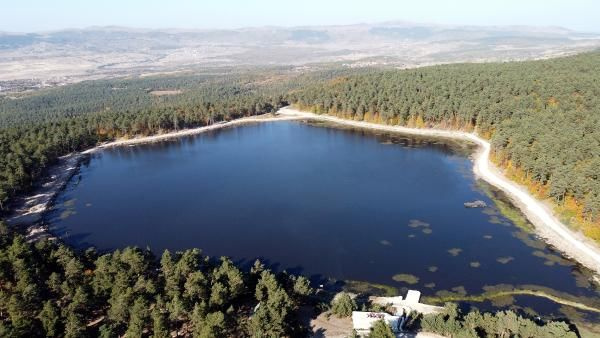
[49,121,600,322]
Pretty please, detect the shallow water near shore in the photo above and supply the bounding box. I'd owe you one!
[48,121,600,327]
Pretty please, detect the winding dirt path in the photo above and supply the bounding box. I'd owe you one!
[278,107,600,275]
[428,289,600,313]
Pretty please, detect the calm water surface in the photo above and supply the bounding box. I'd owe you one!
[49,121,600,321]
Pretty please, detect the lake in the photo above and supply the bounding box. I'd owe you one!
[48,120,600,323]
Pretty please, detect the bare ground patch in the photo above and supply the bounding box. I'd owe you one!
[149,89,183,96]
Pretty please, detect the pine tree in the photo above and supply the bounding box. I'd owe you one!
[369,319,394,338]
[151,297,170,338]
[126,297,149,338]
[39,300,61,337]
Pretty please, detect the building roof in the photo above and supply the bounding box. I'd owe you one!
[351,311,400,332]
[405,290,421,304]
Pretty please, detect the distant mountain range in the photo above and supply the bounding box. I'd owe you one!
[1,22,599,89]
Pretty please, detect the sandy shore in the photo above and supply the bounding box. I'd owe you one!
[9,107,600,276]
[83,114,305,151]
[278,107,600,275]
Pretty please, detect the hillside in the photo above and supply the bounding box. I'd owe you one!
[1,22,599,91]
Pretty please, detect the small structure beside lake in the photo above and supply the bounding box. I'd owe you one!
[352,290,443,334]
[352,311,401,334]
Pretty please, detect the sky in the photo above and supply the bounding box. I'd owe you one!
[1,0,599,33]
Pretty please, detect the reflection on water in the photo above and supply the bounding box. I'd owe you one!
[47,121,600,327]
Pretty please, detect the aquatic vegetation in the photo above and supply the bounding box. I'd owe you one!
[59,209,76,220]
[433,286,467,300]
[423,284,600,314]
[490,294,515,307]
[512,231,546,250]
[532,250,570,266]
[482,207,499,216]
[559,306,587,323]
[496,256,514,264]
[408,219,430,228]
[343,280,398,297]
[521,307,539,318]
[428,266,438,272]
[63,198,76,207]
[476,181,535,233]
[470,261,481,268]
[424,283,436,289]
[573,271,594,289]
[451,286,467,295]
[448,248,462,256]
[422,228,432,234]
[392,273,419,284]
[488,215,503,224]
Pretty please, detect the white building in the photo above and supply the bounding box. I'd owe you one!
[351,290,444,333]
[371,289,443,316]
[351,311,400,334]
[405,290,421,304]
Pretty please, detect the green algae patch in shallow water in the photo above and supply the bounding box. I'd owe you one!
[379,240,391,246]
[59,209,77,220]
[496,256,514,264]
[422,284,600,314]
[511,231,547,250]
[451,286,467,295]
[408,219,430,228]
[490,294,515,307]
[342,280,398,297]
[448,248,462,256]
[476,180,535,233]
[392,273,420,284]
[482,207,499,216]
[532,250,571,266]
[63,198,77,207]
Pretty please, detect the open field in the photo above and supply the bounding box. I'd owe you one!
[1,23,599,92]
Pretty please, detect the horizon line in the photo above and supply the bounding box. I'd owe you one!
[1,20,599,35]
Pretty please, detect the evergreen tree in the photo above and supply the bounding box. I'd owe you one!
[331,292,357,318]
[369,319,395,338]
[39,300,61,337]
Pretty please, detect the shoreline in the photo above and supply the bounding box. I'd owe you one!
[6,113,306,239]
[7,107,600,276]
[278,107,600,275]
